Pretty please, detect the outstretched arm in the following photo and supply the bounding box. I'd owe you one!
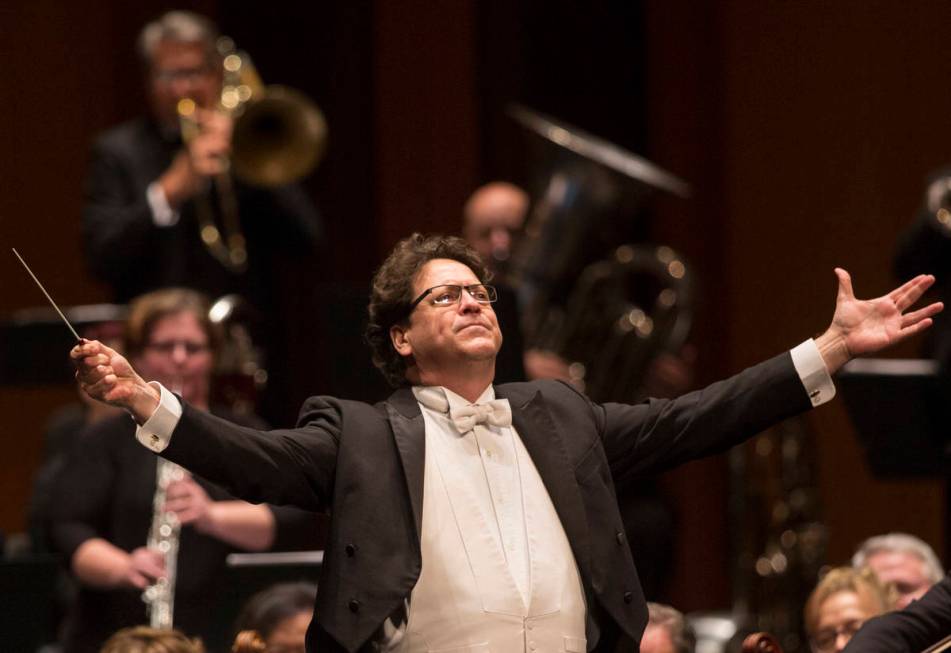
[71,338,339,512]
[815,268,943,374]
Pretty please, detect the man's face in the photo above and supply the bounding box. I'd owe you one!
[392,258,502,377]
[811,590,881,652]
[865,550,932,608]
[136,311,213,404]
[463,187,527,268]
[147,40,221,129]
[639,623,676,653]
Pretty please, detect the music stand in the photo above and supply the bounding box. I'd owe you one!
[0,304,126,385]
[838,358,951,477]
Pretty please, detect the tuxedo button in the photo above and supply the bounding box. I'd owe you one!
[615,530,625,545]
[623,591,634,604]
[345,543,357,557]
[348,599,361,613]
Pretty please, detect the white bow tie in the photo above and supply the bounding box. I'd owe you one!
[449,400,512,433]
[415,387,512,434]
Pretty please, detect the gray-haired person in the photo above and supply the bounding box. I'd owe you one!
[852,532,944,609]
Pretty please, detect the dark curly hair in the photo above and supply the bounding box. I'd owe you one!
[233,581,317,642]
[366,233,490,387]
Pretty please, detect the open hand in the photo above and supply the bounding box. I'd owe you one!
[816,269,943,373]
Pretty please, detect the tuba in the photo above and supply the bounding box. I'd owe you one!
[509,106,692,402]
[178,37,327,273]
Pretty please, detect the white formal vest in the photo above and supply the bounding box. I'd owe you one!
[396,395,587,653]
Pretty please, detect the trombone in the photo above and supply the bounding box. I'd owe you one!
[178,37,327,272]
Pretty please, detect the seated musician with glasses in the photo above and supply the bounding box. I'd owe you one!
[73,233,940,652]
[804,567,893,653]
[49,289,320,653]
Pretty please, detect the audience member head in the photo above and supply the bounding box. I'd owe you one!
[804,566,893,653]
[366,233,494,387]
[137,10,223,129]
[231,631,266,653]
[234,582,317,653]
[124,288,220,408]
[851,532,944,609]
[462,181,529,272]
[99,626,204,653]
[640,602,695,653]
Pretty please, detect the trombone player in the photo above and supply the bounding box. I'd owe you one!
[82,9,322,302]
[82,10,323,418]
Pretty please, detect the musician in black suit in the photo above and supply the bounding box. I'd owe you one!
[74,234,940,652]
[52,289,320,653]
[82,9,320,305]
[81,10,322,421]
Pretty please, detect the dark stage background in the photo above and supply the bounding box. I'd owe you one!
[1,0,949,616]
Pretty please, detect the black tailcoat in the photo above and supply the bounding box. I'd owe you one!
[160,352,811,652]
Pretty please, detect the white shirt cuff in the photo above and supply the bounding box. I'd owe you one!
[790,339,836,407]
[146,181,180,227]
[135,382,183,452]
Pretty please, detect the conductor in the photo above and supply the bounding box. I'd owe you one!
[74,233,940,652]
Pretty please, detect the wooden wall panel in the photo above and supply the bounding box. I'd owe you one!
[646,0,951,610]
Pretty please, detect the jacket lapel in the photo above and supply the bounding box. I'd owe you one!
[497,383,593,582]
[386,387,426,539]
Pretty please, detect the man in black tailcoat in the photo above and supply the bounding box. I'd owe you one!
[74,234,940,652]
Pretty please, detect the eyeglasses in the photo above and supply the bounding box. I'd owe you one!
[409,284,498,311]
[152,66,214,85]
[811,619,865,652]
[145,340,210,356]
